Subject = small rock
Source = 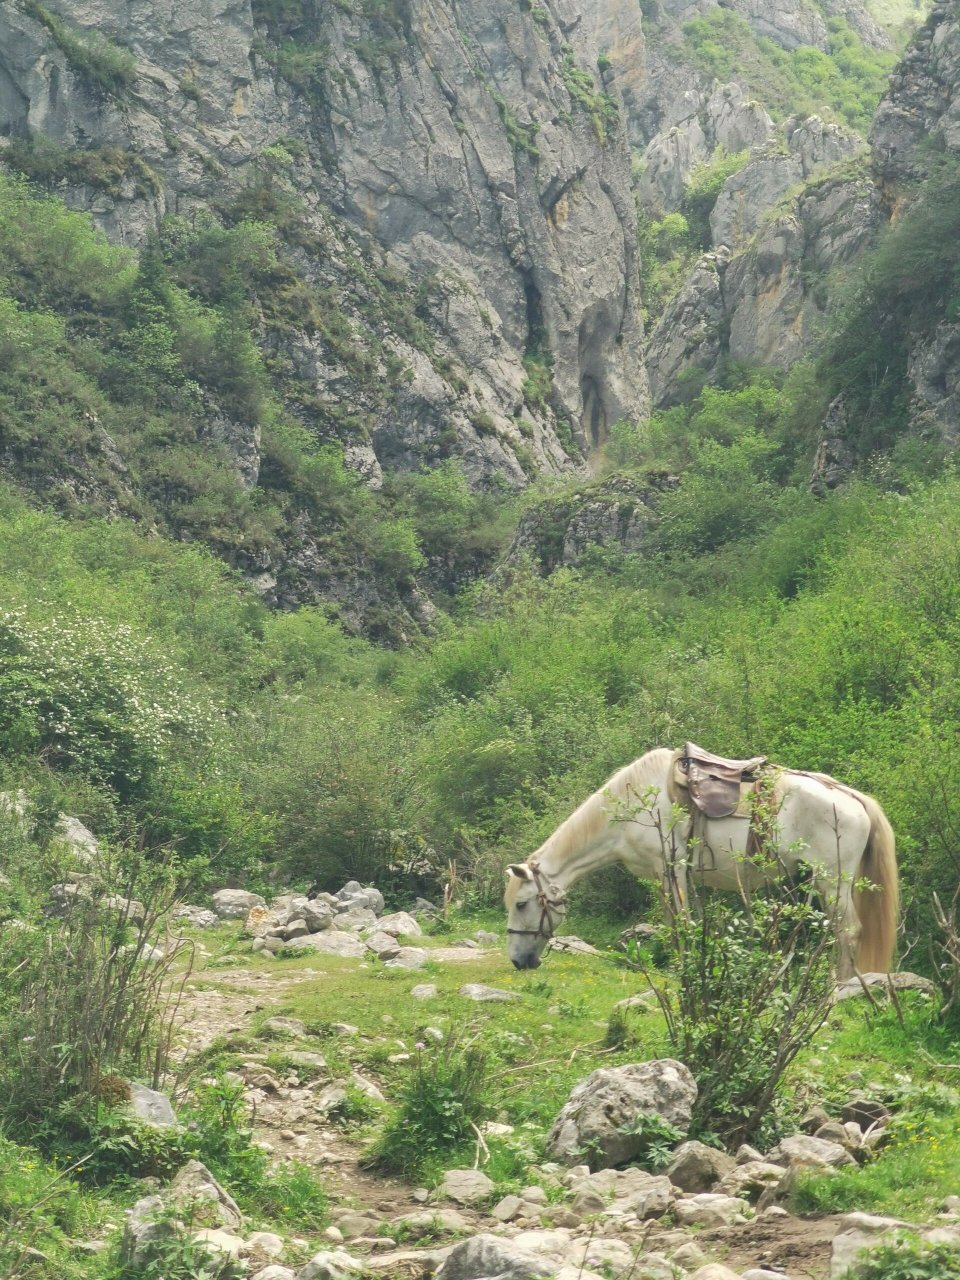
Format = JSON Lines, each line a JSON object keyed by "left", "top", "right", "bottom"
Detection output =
{"left": 436, "top": 1235, "right": 552, "bottom": 1279}
{"left": 548, "top": 936, "right": 600, "bottom": 956}
{"left": 459, "top": 984, "right": 518, "bottom": 1003}
{"left": 690, "top": 1267, "right": 745, "bottom": 1280}
{"left": 366, "top": 932, "right": 401, "bottom": 960}
{"left": 841, "top": 1098, "right": 891, "bottom": 1129}
{"left": 351, "top": 1072, "right": 385, "bottom": 1103}
{"left": 475, "top": 930, "right": 498, "bottom": 945}
{"left": 323, "top": 1227, "right": 344, "bottom": 1244}
{"left": 813, "top": 1122, "right": 849, "bottom": 1144}
{"left": 570, "top": 1188, "right": 605, "bottom": 1216}
{"left": 392, "top": 1209, "right": 469, "bottom": 1238}
{"left": 384, "top": 946, "right": 428, "bottom": 970}
{"left": 768, "top": 1134, "right": 855, "bottom": 1169}
{"left": 666, "top": 1140, "right": 735, "bottom": 1193}
{"left": 332, "top": 1023, "right": 359, "bottom": 1036}
{"left": 333, "top": 1212, "right": 381, "bottom": 1240}
{"left": 799, "top": 1104, "right": 832, "bottom": 1134}
{"left": 412, "top": 1188, "right": 431, "bottom": 1204}
{"left": 720, "top": 1162, "right": 786, "bottom": 1199}
{"left": 244, "top": 1231, "right": 285, "bottom": 1258}
{"left": 129, "top": 1083, "right": 178, "bottom": 1129}
{"left": 168, "top": 1161, "right": 242, "bottom": 1230}
{"left": 672, "top": 1241, "right": 708, "bottom": 1269}
{"left": 411, "top": 984, "right": 438, "bottom": 1000}
{"left": 193, "top": 1228, "right": 244, "bottom": 1257}
{"left": 452, "top": 939, "right": 479, "bottom": 949}
{"left": 250, "top": 1269, "right": 296, "bottom": 1280}
{"left": 493, "top": 1194, "right": 524, "bottom": 1222}
{"left": 439, "top": 1168, "right": 495, "bottom": 1205}
{"left": 297, "top": 932, "right": 366, "bottom": 959}
{"left": 172, "top": 905, "right": 219, "bottom": 929}
{"left": 521, "top": 1186, "right": 548, "bottom": 1206}
{"left": 742, "top": 1270, "right": 790, "bottom": 1280}
{"left": 261, "top": 1017, "right": 307, "bottom": 1039}
{"left": 299, "top": 1249, "right": 366, "bottom": 1280}
{"left": 674, "top": 1194, "right": 746, "bottom": 1229}
{"left": 735, "top": 1144, "right": 765, "bottom": 1165}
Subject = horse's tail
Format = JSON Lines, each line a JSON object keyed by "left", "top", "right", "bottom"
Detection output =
{"left": 852, "top": 792, "right": 900, "bottom": 973}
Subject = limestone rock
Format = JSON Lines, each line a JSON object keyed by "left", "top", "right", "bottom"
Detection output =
{"left": 459, "top": 984, "right": 518, "bottom": 1003}
{"left": 674, "top": 1194, "right": 747, "bottom": 1229}
{"left": 411, "top": 983, "right": 439, "bottom": 1000}
{"left": 439, "top": 1169, "right": 495, "bottom": 1206}
{"left": 296, "top": 931, "right": 366, "bottom": 959}
{"left": 172, "top": 905, "right": 219, "bottom": 929}
{"left": 128, "top": 1083, "right": 178, "bottom": 1129}
{"left": 690, "top": 1266, "right": 746, "bottom": 1280}
{"left": 376, "top": 911, "right": 422, "bottom": 938}
{"left": 666, "top": 1140, "right": 736, "bottom": 1193}
{"left": 767, "top": 1135, "right": 856, "bottom": 1169}
{"left": 120, "top": 1196, "right": 177, "bottom": 1269}
{"left": 168, "top": 1161, "right": 242, "bottom": 1230}
{"left": 213, "top": 889, "right": 266, "bottom": 920}
{"left": 548, "top": 1060, "right": 696, "bottom": 1169}
{"left": 719, "top": 1162, "right": 787, "bottom": 1199}
{"left": 436, "top": 1234, "right": 554, "bottom": 1280}
{"left": 383, "top": 946, "right": 428, "bottom": 970}
{"left": 299, "top": 1249, "right": 366, "bottom": 1280}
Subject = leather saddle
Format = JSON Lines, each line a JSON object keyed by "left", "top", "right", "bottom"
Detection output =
{"left": 674, "top": 741, "right": 768, "bottom": 820}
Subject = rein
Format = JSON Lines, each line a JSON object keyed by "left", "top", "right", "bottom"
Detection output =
{"left": 506, "top": 863, "right": 567, "bottom": 940}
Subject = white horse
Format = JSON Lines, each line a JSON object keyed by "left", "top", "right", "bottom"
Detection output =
{"left": 504, "top": 747, "right": 899, "bottom": 979}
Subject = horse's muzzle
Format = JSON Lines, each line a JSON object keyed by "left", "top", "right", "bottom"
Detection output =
{"left": 511, "top": 954, "right": 542, "bottom": 970}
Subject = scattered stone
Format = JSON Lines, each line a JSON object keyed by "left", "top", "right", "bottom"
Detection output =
{"left": 623, "top": 1176, "right": 674, "bottom": 1219}
{"left": 573, "top": 1237, "right": 634, "bottom": 1272}
{"left": 834, "top": 971, "right": 936, "bottom": 1002}
{"left": 548, "top": 936, "right": 600, "bottom": 956}
{"left": 120, "top": 1196, "right": 176, "bottom": 1269}
{"left": 440, "top": 1169, "right": 495, "bottom": 1206}
{"left": 569, "top": 1188, "right": 605, "bottom": 1216}
{"left": 129, "top": 1083, "right": 178, "bottom": 1129}
{"left": 297, "top": 932, "right": 366, "bottom": 958}
{"left": 412, "top": 1189, "right": 431, "bottom": 1204}
{"left": 301, "top": 900, "right": 334, "bottom": 933}
{"left": 743, "top": 1270, "right": 790, "bottom": 1280}
{"left": 54, "top": 814, "right": 100, "bottom": 861}
{"left": 365, "top": 931, "right": 401, "bottom": 960}
{"left": 493, "top": 1195, "right": 525, "bottom": 1222}
{"left": 690, "top": 1267, "right": 745, "bottom": 1280}
{"left": 829, "top": 1212, "right": 908, "bottom": 1277}
{"left": 315, "top": 1085, "right": 348, "bottom": 1114}
{"left": 411, "top": 983, "right": 439, "bottom": 1000}
{"left": 436, "top": 1235, "right": 553, "bottom": 1280}
{"left": 333, "top": 908, "right": 378, "bottom": 933}
{"left": 324, "top": 1227, "right": 344, "bottom": 1244}
{"left": 332, "top": 1211, "right": 381, "bottom": 1240}
{"left": 613, "top": 992, "right": 657, "bottom": 1012}
{"left": 666, "top": 1140, "right": 736, "bottom": 1193}
{"left": 813, "top": 1122, "right": 849, "bottom": 1144}
{"left": 285, "top": 1051, "right": 327, "bottom": 1071}
{"left": 548, "top": 1060, "right": 696, "bottom": 1169}
{"left": 172, "top": 905, "right": 218, "bottom": 929}
{"left": 799, "top": 1104, "right": 832, "bottom": 1134}
{"left": 251, "top": 1269, "right": 296, "bottom": 1280}
{"left": 384, "top": 946, "right": 428, "bottom": 970}
{"left": 168, "top": 1161, "right": 242, "bottom": 1230}
{"left": 377, "top": 911, "right": 422, "bottom": 937}
{"left": 768, "top": 1134, "right": 855, "bottom": 1169}
{"left": 841, "top": 1098, "right": 891, "bottom": 1129}
{"left": 671, "top": 1240, "right": 709, "bottom": 1269}
{"left": 332, "top": 1023, "right": 359, "bottom": 1036}
{"left": 193, "top": 1227, "right": 244, "bottom": 1257}
{"left": 944, "top": 1195, "right": 960, "bottom": 1215}
{"left": 299, "top": 1248, "right": 366, "bottom": 1280}
{"left": 720, "top": 1162, "right": 787, "bottom": 1200}
{"left": 674, "top": 1194, "right": 746, "bottom": 1229}
{"left": 452, "top": 938, "right": 479, "bottom": 949}
{"left": 392, "top": 1209, "right": 470, "bottom": 1238}
{"left": 475, "top": 930, "right": 498, "bottom": 945}
{"left": 351, "top": 1072, "right": 385, "bottom": 1103}
{"left": 213, "top": 889, "right": 265, "bottom": 919}
{"left": 244, "top": 1231, "right": 285, "bottom": 1258}
{"left": 459, "top": 984, "right": 518, "bottom": 1003}
{"left": 261, "top": 1017, "right": 307, "bottom": 1039}
{"left": 632, "top": 1253, "right": 678, "bottom": 1280}
{"left": 735, "top": 1144, "right": 765, "bottom": 1165}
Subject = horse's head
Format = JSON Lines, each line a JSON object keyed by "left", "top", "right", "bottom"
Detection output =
{"left": 504, "top": 862, "right": 567, "bottom": 969}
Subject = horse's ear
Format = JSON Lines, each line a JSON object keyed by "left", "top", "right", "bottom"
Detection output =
{"left": 506, "top": 863, "right": 534, "bottom": 881}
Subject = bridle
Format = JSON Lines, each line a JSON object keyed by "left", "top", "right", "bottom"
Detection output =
{"left": 506, "top": 863, "right": 567, "bottom": 940}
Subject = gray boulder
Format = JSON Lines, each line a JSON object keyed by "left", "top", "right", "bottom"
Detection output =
{"left": 212, "top": 889, "right": 265, "bottom": 919}
{"left": 767, "top": 1134, "right": 855, "bottom": 1169}
{"left": 129, "top": 1083, "right": 178, "bottom": 1129}
{"left": 673, "top": 1194, "right": 747, "bottom": 1228}
{"left": 120, "top": 1196, "right": 178, "bottom": 1269}
{"left": 377, "top": 911, "right": 422, "bottom": 938}
{"left": 666, "top": 1140, "right": 736, "bottom": 1193}
{"left": 168, "top": 1161, "right": 242, "bottom": 1230}
{"left": 547, "top": 1060, "right": 696, "bottom": 1169}
{"left": 459, "top": 984, "right": 518, "bottom": 1003}
{"left": 299, "top": 1249, "right": 366, "bottom": 1280}
{"left": 296, "top": 931, "right": 366, "bottom": 959}
{"left": 440, "top": 1169, "right": 495, "bottom": 1206}
{"left": 436, "top": 1235, "right": 554, "bottom": 1280}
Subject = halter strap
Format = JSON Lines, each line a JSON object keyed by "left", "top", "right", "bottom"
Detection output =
{"left": 506, "top": 863, "right": 567, "bottom": 940}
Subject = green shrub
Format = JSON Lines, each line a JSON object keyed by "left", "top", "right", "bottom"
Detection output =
{"left": 841, "top": 1236, "right": 960, "bottom": 1279}
{"left": 366, "top": 1034, "right": 492, "bottom": 1176}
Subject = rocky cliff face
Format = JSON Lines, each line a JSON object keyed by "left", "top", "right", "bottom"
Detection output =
{"left": 0, "top": 0, "right": 648, "bottom": 482}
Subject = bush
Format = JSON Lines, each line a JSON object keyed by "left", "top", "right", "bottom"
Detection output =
{"left": 0, "top": 833, "right": 188, "bottom": 1139}
{"left": 842, "top": 1236, "right": 960, "bottom": 1279}
{"left": 366, "top": 1034, "right": 491, "bottom": 1176}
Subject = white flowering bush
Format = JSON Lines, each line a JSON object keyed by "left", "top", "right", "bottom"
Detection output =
{"left": 0, "top": 608, "right": 220, "bottom": 794}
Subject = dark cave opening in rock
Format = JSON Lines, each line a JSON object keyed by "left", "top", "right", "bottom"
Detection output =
{"left": 581, "top": 374, "right": 607, "bottom": 447}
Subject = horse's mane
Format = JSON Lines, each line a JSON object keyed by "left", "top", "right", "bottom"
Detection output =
{"left": 533, "top": 747, "right": 675, "bottom": 869}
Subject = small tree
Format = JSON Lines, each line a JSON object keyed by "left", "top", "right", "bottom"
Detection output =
{"left": 618, "top": 785, "right": 837, "bottom": 1146}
